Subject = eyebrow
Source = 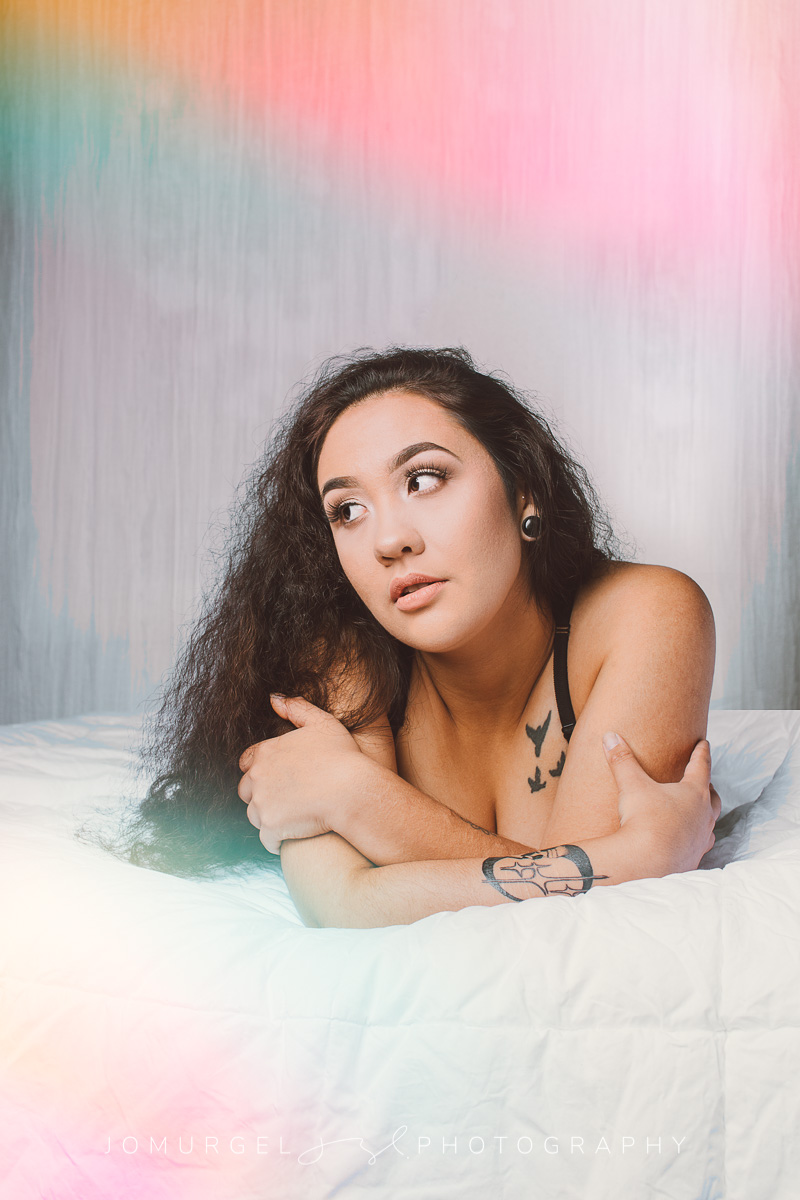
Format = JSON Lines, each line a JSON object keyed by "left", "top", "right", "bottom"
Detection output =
{"left": 320, "top": 442, "right": 460, "bottom": 499}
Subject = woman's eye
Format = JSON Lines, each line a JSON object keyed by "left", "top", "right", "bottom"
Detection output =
{"left": 338, "top": 501, "right": 366, "bottom": 524}
{"left": 407, "top": 470, "right": 445, "bottom": 494}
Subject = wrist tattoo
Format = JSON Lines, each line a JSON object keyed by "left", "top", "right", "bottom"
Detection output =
{"left": 482, "top": 844, "right": 609, "bottom": 901}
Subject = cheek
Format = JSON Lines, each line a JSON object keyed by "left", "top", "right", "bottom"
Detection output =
{"left": 459, "top": 485, "right": 519, "bottom": 564}
{"left": 331, "top": 536, "right": 376, "bottom": 601}
{"left": 331, "top": 539, "right": 360, "bottom": 583}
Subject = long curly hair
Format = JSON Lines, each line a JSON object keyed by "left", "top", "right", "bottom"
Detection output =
{"left": 81, "top": 346, "right": 624, "bottom": 878}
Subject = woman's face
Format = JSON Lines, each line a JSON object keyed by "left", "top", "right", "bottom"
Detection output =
{"left": 316, "top": 390, "right": 533, "bottom": 653}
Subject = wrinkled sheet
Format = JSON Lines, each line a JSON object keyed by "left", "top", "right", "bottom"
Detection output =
{"left": 0, "top": 710, "right": 798, "bottom": 1200}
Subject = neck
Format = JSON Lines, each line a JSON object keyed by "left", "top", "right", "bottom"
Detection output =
{"left": 412, "top": 583, "right": 555, "bottom": 738}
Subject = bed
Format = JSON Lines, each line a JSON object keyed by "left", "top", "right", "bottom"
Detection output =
{"left": 1, "top": 709, "right": 798, "bottom": 1200}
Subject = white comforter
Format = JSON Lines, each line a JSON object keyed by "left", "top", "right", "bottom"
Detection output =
{"left": 0, "top": 710, "right": 798, "bottom": 1200}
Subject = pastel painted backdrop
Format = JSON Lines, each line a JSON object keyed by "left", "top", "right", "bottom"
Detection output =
{"left": 1, "top": 0, "right": 799, "bottom": 723}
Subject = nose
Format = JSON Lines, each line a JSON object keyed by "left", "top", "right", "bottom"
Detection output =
{"left": 372, "top": 507, "right": 424, "bottom": 563}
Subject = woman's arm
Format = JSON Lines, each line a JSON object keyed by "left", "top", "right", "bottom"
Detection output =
{"left": 280, "top": 830, "right": 636, "bottom": 929}
{"left": 323, "top": 755, "right": 541, "bottom": 862}
{"left": 281, "top": 830, "right": 638, "bottom": 921}
{"left": 535, "top": 565, "right": 715, "bottom": 847}
{"left": 241, "top": 682, "right": 540, "bottom": 862}
{"left": 281, "top": 735, "right": 719, "bottom": 928}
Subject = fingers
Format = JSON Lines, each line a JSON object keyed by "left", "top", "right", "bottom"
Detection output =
{"left": 241, "top": 791, "right": 281, "bottom": 854}
{"left": 244, "top": 806, "right": 284, "bottom": 857}
{"left": 710, "top": 783, "right": 722, "bottom": 822}
{"left": 271, "top": 694, "right": 332, "bottom": 728}
{"left": 602, "top": 731, "right": 645, "bottom": 787}
{"left": 238, "top": 744, "right": 257, "bottom": 772}
{"left": 682, "top": 738, "right": 712, "bottom": 786}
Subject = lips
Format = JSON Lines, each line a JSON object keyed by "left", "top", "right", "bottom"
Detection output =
{"left": 390, "top": 573, "right": 447, "bottom": 603}
{"left": 395, "top": 580, "right": 447, "bottom": 613}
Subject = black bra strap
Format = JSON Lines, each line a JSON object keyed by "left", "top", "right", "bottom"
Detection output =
{"left": 552, "top": 593, "right": 577, "bottom": 743}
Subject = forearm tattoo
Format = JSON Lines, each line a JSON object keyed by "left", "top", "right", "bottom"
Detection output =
{"left": 482, "top": 845, "right": 609, "bottom": 900}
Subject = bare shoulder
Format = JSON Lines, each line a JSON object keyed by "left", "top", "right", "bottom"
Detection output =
{"left": 577, "top": 560, "right": 714, "bottom": 626}
{"left": 570, "top": 561, "right": 715, "bottom": 687}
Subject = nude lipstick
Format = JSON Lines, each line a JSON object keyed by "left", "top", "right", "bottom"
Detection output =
{"left": 390, "top": 573, "right": 448, "bottom": 612}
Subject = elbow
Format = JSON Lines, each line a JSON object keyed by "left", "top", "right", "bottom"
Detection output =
{"left": 292, "top": 900, "right": 324, "bottom": 929}
{"left": 303, "top": 868, "right": 377, "bottom": 929}
{"left": 314, "top": 912, "right": 371, "bottom": 930}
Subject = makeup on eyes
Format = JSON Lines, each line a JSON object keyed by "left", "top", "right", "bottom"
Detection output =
{"left": 323, "top": 460, "right": 451, "bottom": 526}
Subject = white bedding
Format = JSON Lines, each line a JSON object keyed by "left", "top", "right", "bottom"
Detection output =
{"left": 0, "top": 709, "right": 799, "bottom": 1200}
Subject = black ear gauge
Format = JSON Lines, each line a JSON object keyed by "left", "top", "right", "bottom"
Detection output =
{"left": 521, "top": 514, "right": 542, "bottom": 540}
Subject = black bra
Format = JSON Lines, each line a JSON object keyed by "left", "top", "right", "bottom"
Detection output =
{"left": 552, "top": 593, "right": 577, "bottom": 743}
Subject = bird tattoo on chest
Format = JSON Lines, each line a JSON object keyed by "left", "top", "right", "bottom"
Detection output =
{"left": 525, "top": 710, "right": 566, "bottom": 794}
{"left": 526, "top": 710, "right": 551, "bottom": 757}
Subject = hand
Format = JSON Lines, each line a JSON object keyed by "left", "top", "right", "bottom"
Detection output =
{"left": 602, "top": 731, "right": 721, "bottom": 876}
{"left": 238, "top": 694, "right": 372, "bottom": 855}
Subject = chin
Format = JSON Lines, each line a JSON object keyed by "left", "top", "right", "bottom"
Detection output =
{"left": 388, "top": 612, "right": 487, "bottom": 655}
{"left": 367, "top": 587, "right": 505, "bottom": 652}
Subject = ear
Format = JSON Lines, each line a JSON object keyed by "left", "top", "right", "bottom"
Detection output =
{"left": 516, "top": 487, "right": 538, "bottom": 521}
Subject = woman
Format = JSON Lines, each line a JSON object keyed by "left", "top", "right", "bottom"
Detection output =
{"left": 117, "top": 346, "right": 719, "bottom": 926}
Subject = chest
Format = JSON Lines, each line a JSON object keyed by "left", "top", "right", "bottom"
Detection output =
{"left": 395, "top": 677, "right": 571, "bottom": 850}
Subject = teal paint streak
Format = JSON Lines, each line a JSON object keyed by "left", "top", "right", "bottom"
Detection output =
{"left": 0, "top": 28, "right": 196, "bottom": 216}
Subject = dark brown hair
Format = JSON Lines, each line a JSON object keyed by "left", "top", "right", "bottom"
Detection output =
{"left": 80, "top": 346, "right": 622, "bottom": 878}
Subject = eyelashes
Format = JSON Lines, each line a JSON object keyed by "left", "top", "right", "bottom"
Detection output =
{"left": 402, "top": 461, "right": 449, "bottom": 493}
{"left": 324, "top": 462, "right": 450, "bottom": 526}
{"left": 323, "top": 498, "right": 362, "bottom": 525}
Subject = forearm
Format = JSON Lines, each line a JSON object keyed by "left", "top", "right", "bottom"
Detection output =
{"left": 280, "top": 831, "right": 375, "bottom": 928}
{"left": 284, "top": 823, "right": 653, "bottom": 929}
{"left": 335, "top": 759, "right": 536, "bottom": 865}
